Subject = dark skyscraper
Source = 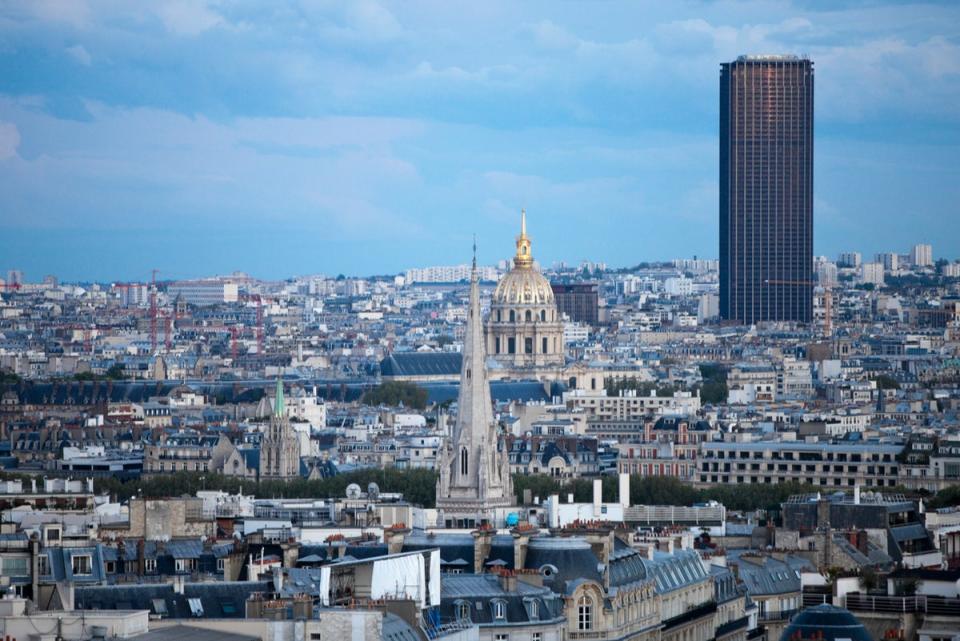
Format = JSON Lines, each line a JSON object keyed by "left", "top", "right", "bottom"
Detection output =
{"left": 720, "top": 55, "right": 814, "bottom": 324}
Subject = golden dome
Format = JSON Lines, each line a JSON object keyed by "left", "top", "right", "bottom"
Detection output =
{"left": 492, "top": 210, "right": 556, "bottom": 306}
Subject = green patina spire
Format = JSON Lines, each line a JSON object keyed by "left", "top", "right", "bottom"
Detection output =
{"left": 274, "top": 378, "right": 284, "bottom": 417}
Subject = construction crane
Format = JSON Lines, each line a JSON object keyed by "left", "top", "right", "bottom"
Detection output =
{"left": 763, "top": 278, "right": 833, "bottom": 337}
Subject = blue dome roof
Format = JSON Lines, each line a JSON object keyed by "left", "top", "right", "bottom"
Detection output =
{"left": 780, "top": 605, "right": 872, "bottom": 641}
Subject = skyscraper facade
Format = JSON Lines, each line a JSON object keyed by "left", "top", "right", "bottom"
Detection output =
{"left": 720, "top": 55, "right": 814, "bottom": 324}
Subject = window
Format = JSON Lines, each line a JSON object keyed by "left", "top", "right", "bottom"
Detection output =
{"left": 508, "top": 337, "right": 516, "bottom": 354}
{"left": 175, "top": 558, "right": 198, "bottom": 573}
{"left": 525, "top": 337, "right": 533, "bottom": 354}
{"left": 72, "top": 554, "right": 92, "bottom": 576}
{"left": 532, "top": 634, "right": 542, "bottom": 641}
{"left": 38, "top": 554, "right": 49, "bottom": 576}
{"left": 0, "top": 557, "right": 29, "bottom": 578}
{"left": 217, "top": 558, "right": 225, "bottom": 572}
{"left": 542, "top": 337, "right": 548, "bottom": 353}
{"left": 525, "top": 310, "right": 531, "bottom": 322}
{"left": 578, "top": 594, "right": 593, "bottom": 630}
{"left": 509, "top": 311, "right": 515, "bottom": 322}
{"left": 47, "top": 528, "right": 61, "bottom": 542}
{"left": 493, "top": 600, "right": 507, "bottom": 620}
{"left": 527, "top": 599, "right": 539, "bottom": 619}
{"left": 455, "top": 600, "right": 471, "bottom": 622}
{"left": 494, "top": 635, "right": 509, "bottom": 641}
{"left": 310, "top": 634, "right": 322, "bottom": 641}
{"left": 152, "top": 599, "right": 168, "bottom": 616}
{"left": 460, "top": 448, "right": 468, "bottom": 476}
{"left": 145, "top": 558, "right": 157, "bottom": 573}
{"left": 187, "top": 598, "right": 204, "bottom": 617}
{"left": 540, "top": 310, "right": 546, "bottom": 322}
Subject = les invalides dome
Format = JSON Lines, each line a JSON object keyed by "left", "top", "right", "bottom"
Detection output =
{"left": 485, "top": 211, "right": 564, "bottom": 368}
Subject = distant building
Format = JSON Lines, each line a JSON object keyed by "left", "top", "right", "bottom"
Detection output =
{"left": 876, "top": 252, "right": 899, "bottom": 272}
{"left": 860, "top": 262, "right": 885, "bottom": 286}
{"left": 697, "top": 441, "right": 903, "bottom": 489}
{"left": 166, "top": 280, "right": 239, "bottom": 306}
{"left": 911, "top": 243, "right": 933, "bottom": 267}
{"left": 405, "top": 264, "right": 498, "bottom": 283}
{"left": 838, "top": 252, "right": 862, "bottom": 268}
{"left": 551, "top": 282, "right": 599, "bottom": 325}
{"left": 720, "top": 55, "right": 814, "bottom": 324}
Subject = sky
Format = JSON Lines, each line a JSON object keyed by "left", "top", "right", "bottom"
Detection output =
{"left": 1, "top": 1, "right": 959, "bottom": 282}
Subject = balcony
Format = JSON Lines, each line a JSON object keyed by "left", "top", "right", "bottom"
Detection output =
{"left": 844, "top": 593, "right": 960, "bottom": 616}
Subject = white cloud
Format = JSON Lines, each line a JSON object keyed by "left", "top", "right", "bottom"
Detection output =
{"left": 65, "top": 44, "right": 91, "bottom": 66}
{"left": 0, "top": 122, "right": 20, "bottom": 160}
{"left": 23, "top": 0, "right": 91, "bottom": 28}
{"left": 156, "top": 1, "right": 224, "bottom": 36}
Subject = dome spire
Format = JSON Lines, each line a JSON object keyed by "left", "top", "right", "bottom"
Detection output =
{"left": 514, "top": 209, "right": 533, "bottom": 268}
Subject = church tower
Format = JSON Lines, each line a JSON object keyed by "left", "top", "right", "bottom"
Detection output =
{"left": 436, "top": 247, "right": 515, "bottom": 528}
{"left": 260, "top": 378, "right": 300, "bottom": 480}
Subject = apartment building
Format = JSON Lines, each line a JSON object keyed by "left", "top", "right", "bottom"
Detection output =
{"left": 696, "top": 441, "right": 903, "bottom": 489}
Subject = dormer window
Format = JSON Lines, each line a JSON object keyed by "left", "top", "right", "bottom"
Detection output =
{"left": 492, "top": 599, "right": 507, "bottom": 620}
{"left": 71, "top": 554, "right": 92, "bottom": 576}
{"left": 455, "top": 600, "right": 471, "bottom": 622}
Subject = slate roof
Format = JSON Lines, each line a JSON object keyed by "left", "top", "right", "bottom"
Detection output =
{"left": 727, "top": 551, "right": 808, "bottom": 596}
{"left": 638, "top": 549, "right": 709, "bottom": 595}
{"left": 439, "top": 574, "right": 562, "bottom": 626}
{"left": 75, "top": 581, "right": 271, "bottom": 618}
{"left": 380, "top": 353, "right": 462, "bottom": 378}
{"left": 128, "top": 625, "right": 259, "bottom": 641}
{"left": 523, "top": 537, "right": 603, "bottom": 594}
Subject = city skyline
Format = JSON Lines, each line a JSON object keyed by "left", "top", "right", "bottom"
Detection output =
{"left": 1, "top": 1, "right": 959, "bottom": 281}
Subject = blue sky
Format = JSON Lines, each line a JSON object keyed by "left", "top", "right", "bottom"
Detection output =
{"left": 1, "top": 1, "right": 959, "bottom": 281}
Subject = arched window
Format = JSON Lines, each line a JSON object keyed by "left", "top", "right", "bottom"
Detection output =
{"left": 509, "top": 310, "right": 515, "bottom": 322}
{"left": 460, "top": 448, "right": 468, "bottom": 476}
{"left": 492, "top": 600, "right": 507, "bottom": 620}
{"left": 525, "top": 310, "right": 532, "bottom": 322}
{"left": 496, "top": 310, "right": 501, "bottom": 322}
{"left": 455, "top": 600, "right": 471, "bottom": 622}
{"left": 577, "top": 595, "right": 593, "bottom": 630}
{"left": 540, "top": 310, "right": 546, "bottom": 321}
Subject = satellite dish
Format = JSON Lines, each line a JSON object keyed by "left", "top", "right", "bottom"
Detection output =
{"left": 367, "top": 482, "right": 380, "bottom": 501}
{"left": 346, "top": 483, "right": 362, "bottom": 499}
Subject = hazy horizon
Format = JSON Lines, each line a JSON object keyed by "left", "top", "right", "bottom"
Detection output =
{"left": 2, "top": 1, "right": 959, "bottom": 281}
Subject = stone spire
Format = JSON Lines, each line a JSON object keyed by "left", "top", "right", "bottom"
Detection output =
{"left": 274, "top": 377, "right": 285, "bottom": 417}
{"left": 436, "top": 247, "right": 515, "bottom": 527}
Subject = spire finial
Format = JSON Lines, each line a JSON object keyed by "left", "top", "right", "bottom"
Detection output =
{"left": 472, "top": 234, "right": 477, "bottom": 271}
{"left": 514, "top": 209, "right": 533, "bottom": 268}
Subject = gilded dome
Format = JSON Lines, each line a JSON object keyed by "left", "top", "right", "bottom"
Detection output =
{"left": 491, "top": 210, "right": 555, "bottom": 306}
{"left": 493, "top": 267, "right": 555, "bottom": 306}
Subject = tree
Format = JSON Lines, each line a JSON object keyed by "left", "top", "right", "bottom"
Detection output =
{"left": 105, "top": 364, "right": 126, "bottom": 380}
{"left": 697, "top": 363, "right": 728, "bottom": 404}
{"left": 871, "top": 374, "right": 900, "bottom": 390}
{"left": 361, "top": 381, "right": 429, "bottom": 410}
